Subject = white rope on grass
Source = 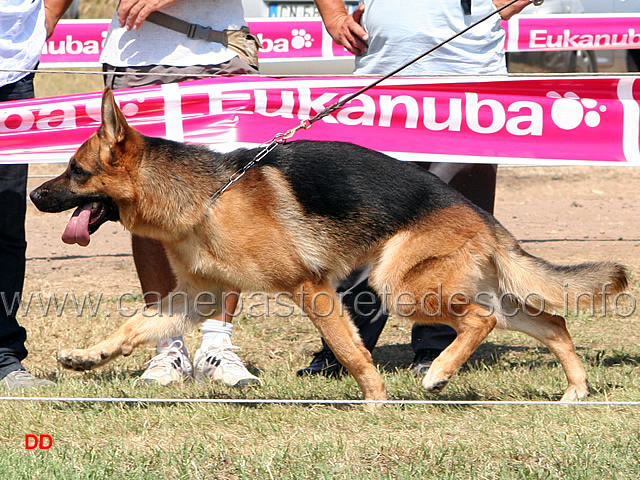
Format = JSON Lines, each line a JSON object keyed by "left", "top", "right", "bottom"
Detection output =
{"left": 1, "top": 396, "right": 639, "bottom": 406}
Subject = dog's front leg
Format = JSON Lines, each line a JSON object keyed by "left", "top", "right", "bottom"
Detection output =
{"left": 58, "top": 292, "right": 196, "bottom": 371}
{"left": 294, "top": 280, "right": 387, "bottom": 408}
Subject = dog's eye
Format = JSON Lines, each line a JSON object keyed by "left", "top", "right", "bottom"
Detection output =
{"left": 69, "top": 160, "right": 89, "bottom": 178}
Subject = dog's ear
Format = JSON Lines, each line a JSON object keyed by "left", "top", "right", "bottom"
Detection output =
{"left": 98, "top": 87, "right": 129, "bottom": 145}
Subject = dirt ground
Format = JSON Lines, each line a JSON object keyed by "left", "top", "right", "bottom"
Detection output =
{"left": 23, "top": 164, "right": 640, "bottom": 301}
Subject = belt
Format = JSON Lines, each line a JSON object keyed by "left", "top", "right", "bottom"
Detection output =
{"left": 146, "top": 11, "right": 249, "bottom": 46}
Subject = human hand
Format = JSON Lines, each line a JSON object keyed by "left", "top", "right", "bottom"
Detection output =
{"left": 494, "top": 0, "right": 535, "bottom": 20}
{"left": 324, "top": 4, "right": 368, "bottom": 55}
{"left": 117, "top": 0, "right": 179, "bottom": 30}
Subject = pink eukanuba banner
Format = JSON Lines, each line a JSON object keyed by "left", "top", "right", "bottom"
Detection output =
{"left": 1, "top": 76, "right": 638, "bottom": 166}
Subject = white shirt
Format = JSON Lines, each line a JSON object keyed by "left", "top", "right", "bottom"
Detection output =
{"left": 355, "top": 0, "right": 507, "bottom": 75}
{"left": 99, "top": 0, "right": 247, "bottom": 67}
{"left": 0, "top": 0, "right": 46, "bottom": 87}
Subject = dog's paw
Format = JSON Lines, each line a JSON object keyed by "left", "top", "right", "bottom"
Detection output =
{"left": 560, "top": 383, "right": 590, "bottom": 402}
{"left": 57, "top": 348, "right": 111, "bottom": 371}
{"left": 422, "top": 378, "right": 449, "bottom": 394}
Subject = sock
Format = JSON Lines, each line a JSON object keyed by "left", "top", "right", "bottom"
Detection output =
{"left": 200, "top": 319, "right": 233, "bottom": 351}
{"left": 157, "top": 336, "right": 187, "bottom": 355}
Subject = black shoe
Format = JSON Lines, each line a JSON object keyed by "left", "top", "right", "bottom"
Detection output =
{"left": 297, "top": 349, "right": 346, "bottom": 378}
{"left": 410, "top": 348, "right": 443, "bottom": 377}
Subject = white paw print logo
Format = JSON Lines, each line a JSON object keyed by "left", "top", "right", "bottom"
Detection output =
{"left": 84, "top": 97, "right": 143, "bottom": 122}
{"left": 291, "top": 29, "right": 313, "bottom": 49}
{"left": 548, "top": 91, "right": 605, "bottom": 130}
{"left": 120, "top": 98, "right": 145, "bottom": 117}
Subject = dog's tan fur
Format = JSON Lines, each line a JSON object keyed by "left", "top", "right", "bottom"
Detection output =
{"left": 31, "top": 89, "right": 628, "bottom": 403}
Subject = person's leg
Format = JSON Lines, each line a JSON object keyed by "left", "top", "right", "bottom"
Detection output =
{"left": 103, "top": 66, "right": 192, "bottom": 385}
{"left": 0, "top": 74, "right": 54, "bottom": 390}
{"left": 410, "top": 162, "right": 497, "bottom": 374}
{"left": 132, "top": 236, "right": 176, "bottom": 305}
{"left": 427, "top": 162, "right": 497, "bottom": 214}
{"left": 0, "top": 163, "right": 29, "bottom": 378}
{"left": 139, "top": 288, "right": 259, "bottom": 387}
{"left": 103, "top": 61, "right": 259, "bottom": 385}
{"left": 104, "top": 59, "right": 259, "bottom": 306}
{"left": 297, "top": 266, "right": 389, "bottom": 377}
{"left": 104, "top": 61, "right": 258, "bottom": 315}
{"left": 338, "top": 268, "right": 389, "bottom": 353}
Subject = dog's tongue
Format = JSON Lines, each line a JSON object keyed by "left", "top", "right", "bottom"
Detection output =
{"left": 62, "top": 205, "right": 92, "bottom": 246}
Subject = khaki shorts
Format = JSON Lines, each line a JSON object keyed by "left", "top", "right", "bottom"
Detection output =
{"left": 226, "top": 29, "right": 261, "bottom": 69}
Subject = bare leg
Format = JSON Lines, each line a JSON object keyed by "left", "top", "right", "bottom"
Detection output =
{"left": 133, "top": 236, "right": 240, "bottom": 322}
{"left": 132, "top": 235, "right": 176, "bottom": 306}
{"left": 221, "top": 290, "right": 240, "bottom": 323}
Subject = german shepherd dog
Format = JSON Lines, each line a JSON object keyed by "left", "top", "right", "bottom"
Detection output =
{"left": 31, "top": 89, "right": 627, "bottom": 403}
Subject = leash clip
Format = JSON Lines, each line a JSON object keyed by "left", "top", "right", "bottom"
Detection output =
{"left": 273, "top": 119, "right": 312, "bottom": 144}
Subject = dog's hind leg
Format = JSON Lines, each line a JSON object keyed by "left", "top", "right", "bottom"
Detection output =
{"left": 371, "top": 230, "right": 499, "bottom": 394}
{"left": 294, "top": 280, "right": 387, "bottom": 406}
{"left": 57, "top": 289, "right": 203, "bottom": 371}
{"left": 417, "top": 306, "right": 497, "bottom": 394}
{"left": 499, "top": 310, "right": 590, "bottom": 401}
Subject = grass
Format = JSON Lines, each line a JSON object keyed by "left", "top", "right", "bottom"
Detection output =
{"left": 2, "top": 402, "right": 639, "bottom": 479}
{"left": 3, "top": 282, "right": 640, "bottom": 479}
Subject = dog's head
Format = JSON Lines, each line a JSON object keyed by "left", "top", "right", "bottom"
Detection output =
{"left": 30, "top": 88, "right": 143, "bottom": 246}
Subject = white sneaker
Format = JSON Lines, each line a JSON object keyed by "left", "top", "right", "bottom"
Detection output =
{"left": 193, "top": 345, "right": 262, "bottom": 387}
{"left": 0, "top": 370, "right": 55, "bottom": 391}
{"left": 139, "top": 341, "right": 193, "bottom": 386}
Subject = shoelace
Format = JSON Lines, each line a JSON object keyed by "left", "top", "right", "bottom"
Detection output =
{"left": 202, "top": 345, "right": 246, "bottom": 370}
{"left": 144, "top": 340, "right": 188, "bottom": 372}
{"left": 9, "top": 370, "right": 37, "bottom": 381}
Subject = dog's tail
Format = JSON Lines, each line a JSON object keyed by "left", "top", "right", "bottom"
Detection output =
{"left": 491, "top": 225, "right": 628, "bottom": 312}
